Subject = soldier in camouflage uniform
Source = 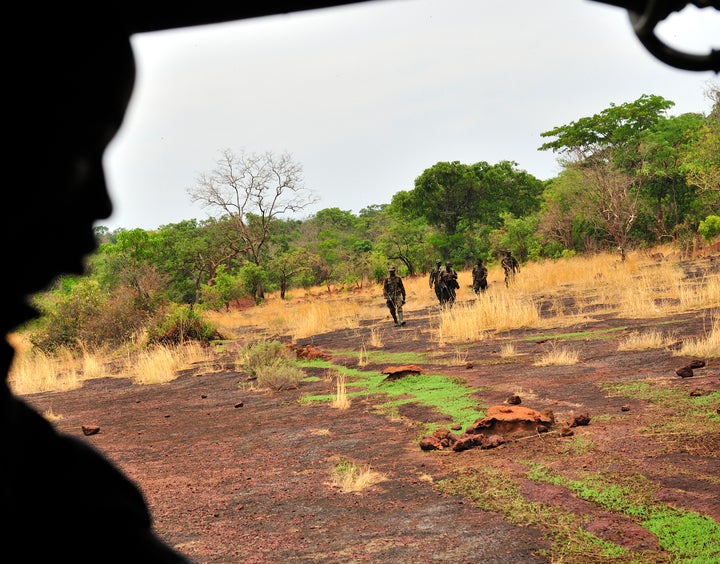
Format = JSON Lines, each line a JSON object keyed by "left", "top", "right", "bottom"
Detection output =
{"left": 429, "top": 259, "right": 443, "bottom": 304}
{"left": 439, "top": 260, "right": 459, "bottom": 307}
{"left": 471, "top": 258, "right": 488, "bottom": 294}
{"left": 383, "top": 266, "right": 407, "bottom": 326}
{"left": 501, "top": 250, "right": 520, "bottom": 287}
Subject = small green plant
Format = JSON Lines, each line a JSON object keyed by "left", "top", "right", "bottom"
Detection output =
{"left": 563, "top": 433, "right": 594, "bottom": 456}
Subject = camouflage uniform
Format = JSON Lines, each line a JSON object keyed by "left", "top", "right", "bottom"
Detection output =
{"left": 471, "top": 259, "right": 488, "bottom": 294}
{"left": 383, "top": 267, "right": 407, "bottom": 326}
{"left": 501, "top": 251, "right": 520, "bottom": 287}
{"left": 429, "top": 259, "right": 443, "bottom": 303}
{"left": 438, "top": 261, "right": 459, "bottom": 307}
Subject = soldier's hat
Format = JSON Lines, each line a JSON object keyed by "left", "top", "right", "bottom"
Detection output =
{"left": 389, "top": 266, "right": 396, "bottom": 272}
{"left": 436, "top": 259, "right": 441, "bottom": 264}
{"left": 445, "top": 260, "right": 452, "bottom": 266}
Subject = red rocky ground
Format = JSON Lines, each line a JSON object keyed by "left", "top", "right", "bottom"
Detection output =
{"left": 24, "top": 259, "right": 720, "bottom": 563}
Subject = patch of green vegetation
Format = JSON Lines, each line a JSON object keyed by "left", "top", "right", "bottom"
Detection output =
{"left": 437, "top": 467, "right": 632, "bottom": 562}
{"left": 518, "top": 326, "right": 627, "bottom": 342}
{"left": 527, "top": 465, "right": 720, "bottom": 562}
{"left": 331, "top": 349, "right": 432, "bottom": 364}
{"left": 298, "top": 359, "right": 485, "bottom": 430}
{"left": 602, "top": 381, "right": 720, "bottom": 435}
{"left": 562, "top": 433, "right": 594, "bottom": 456}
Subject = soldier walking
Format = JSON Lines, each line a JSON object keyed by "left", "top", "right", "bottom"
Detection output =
{"left": 439, "top": 260, "right": 459, "bottom": 307}
{"left": 429, "top": 259, "right": 443, "bottom": 304}
{"left": 501, "top": 250, "right": 520, "bottom": 287}
{"left": 383, "top": 266, "right": 407, "bottom": 326}
{"left": 472, "top": 258, "right": 488, "bottom": 294}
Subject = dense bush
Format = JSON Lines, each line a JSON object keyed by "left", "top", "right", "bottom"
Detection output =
{"left": 146, "top": 304, "right": 218, "bottom": 346}
{"left": 28, "top": 278, "right": 147, "bottom": 352}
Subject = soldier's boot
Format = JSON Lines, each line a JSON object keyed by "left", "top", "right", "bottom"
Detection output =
{"left": 398, "top": 310, "right": 405, "bottom": 326}
{"left": 390, "top": 310, "right": 399, "bottom": 326}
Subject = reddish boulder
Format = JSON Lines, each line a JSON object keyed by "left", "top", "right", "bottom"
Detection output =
{"left": 465, "top": 405, "right": 554, "bottom": 438}
{"left": 381, "top": 365, "right": 424, "bottom": 381}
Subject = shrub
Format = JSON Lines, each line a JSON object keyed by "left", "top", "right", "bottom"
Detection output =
{"left": 698, "top": 215, "right": 720, "bottom": 243}
{"left": 237, "top": 339, "right": 308, "bottom": 390}
{"left": 254, "top": 363, "right": 305, "bottom": 390}
{"left": 238, "top": 339, "right": 295, "bottom": 380}
{"left": 146, "top": 304, "right": 217, "bottom": 346}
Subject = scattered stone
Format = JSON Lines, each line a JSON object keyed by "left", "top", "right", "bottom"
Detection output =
{"left": 689, "top": 389, "right": 709, "bottom": 397}
{"left": 234, "top": 402, "right": 244, "bottom": 408}
{"left": 621, "top": 405, "right": 630, "bottom": 412}
{"left": 452, "top": 433, "right": 505, "bottom": 452}
{"left": 688, "top": 359, "right": 706, "bottom": 369}
{"left": 419, "top": 427, "right": 461, "bottom": 451}
{"left": 506, "top": 394, "right": 521, "bottom": 405}
{"left": 201, "top": 394, "right": 207, "bottom": 399}
{"left": 676, "top": 366, "right": 694, "bottom": 378}
{"left": 290, "top": 344, "right": 331, "bottom": 360}
{"left": 568, "top": 413, "right": 590, "bottom": 427}
{"left": 559, "top": 425, "right": 574, "bottom": 437}
{"left": 419, "top": 427, "right": 506, "bottom": 452}
{"left": 450, "top": 424, "right": 462, "bottom": 431}
{"left": 465, "top": 361, "right": 474, "bottom": 369}
{"left": 82, "top": 425, "right": 100, "bottom": 436}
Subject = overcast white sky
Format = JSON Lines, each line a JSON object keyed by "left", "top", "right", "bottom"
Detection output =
{"left": 103, "top": 0, "right": 719, "bottom": 231}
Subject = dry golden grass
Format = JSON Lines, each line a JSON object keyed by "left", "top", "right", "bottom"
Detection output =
{"left": 8, "top": 335, "right": 85, "bottom": 395}
{"left": 618, "top": 329, "right": 677, "bottom": 351}
{"left": 331, "top": 372, "right": 351, "bottom": 410}
{"left": 500, "top": 343, "right": 518, "bottom": 358}
{"left": 126, "top": 341, "right": 217, "bottom": 385}
{"left": 369, "top": 328, "right": 384, "bottom": 348}
{"left": 42, "top": 407, "right": 63, "bottom": 422}
{"left": 330, "top": 458, "right": 387, "bottom": 493}
{"left": 357, "top": 345, "right": 369, "bottom": 367}
{"left": 9, "top": 246, "right": 719, "bottom": 394}
{"left": 533, "top": 341, "right": 581, "bottom": 366}
{"left": 10, "top": 339, "right": 217, "bottom": 393}
{"left": 675, "top": 315, "right": 720, "bottom": 358}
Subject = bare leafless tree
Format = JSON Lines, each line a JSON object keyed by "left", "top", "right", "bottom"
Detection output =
{"left": 579, "top": 162, "right": 638, "bottom": 257}
{"left": 187, "top": 149, "right": 318, "bottom": 267}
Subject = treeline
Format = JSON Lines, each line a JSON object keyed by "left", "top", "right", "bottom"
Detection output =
{"left": 25, "top": 91, "right": 719, "bottom": 352}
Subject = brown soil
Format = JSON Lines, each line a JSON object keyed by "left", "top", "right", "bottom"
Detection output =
{"left": 24, "top": 260, "right": 720, "bottom": 563}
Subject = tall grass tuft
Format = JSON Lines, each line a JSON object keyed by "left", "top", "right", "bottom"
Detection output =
{"left": 330, "top": 457, "right": 386, "bottom": 493}
{"left": 534, "top": 342, "right": 580, "bottom": 366}
{"left": 617, "top": 330, "right": 676, "bottom": 351}
{"left": 676, "top": 315, "right": 720, "bottom": 358}
{"left": 331, "top": 372, "right": 351, "bottom": 410}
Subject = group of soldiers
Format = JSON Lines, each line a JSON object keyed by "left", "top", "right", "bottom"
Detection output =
{"left": 383, "top": 250, "right": 521, "bottom": 326}
{"left": 429, "top": 260, "right": 461, "bottom": 307}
